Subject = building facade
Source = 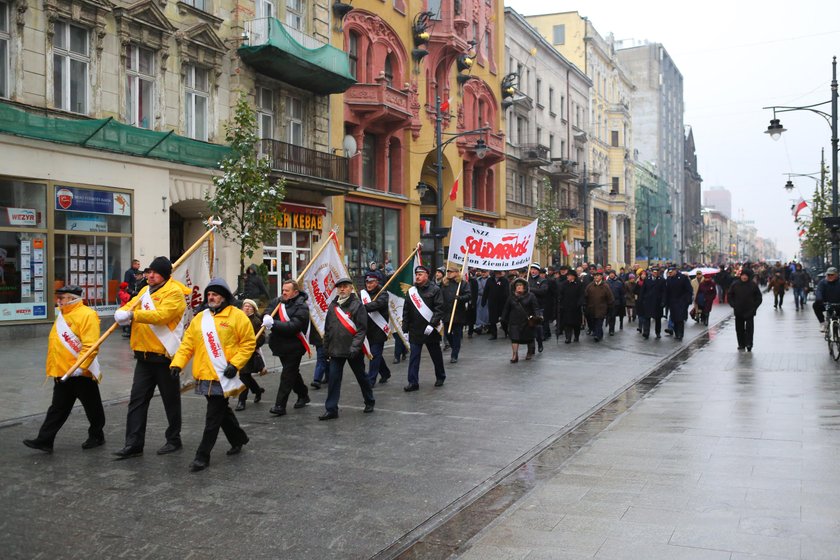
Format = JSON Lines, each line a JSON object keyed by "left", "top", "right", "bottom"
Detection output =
{"left": 683, "top": 125, "right": 702, "bottom": 263}
{"left": 634, "top": 161, "right": 671, "bottom": 263}
{"left": 615, "top": 41, "right": 684, "bottom": 260}
{"left": 503, "top": 7, "right": 589, "bottom": 267}
{"left": 524, "top": 11, "right": 636, "bottom": 268}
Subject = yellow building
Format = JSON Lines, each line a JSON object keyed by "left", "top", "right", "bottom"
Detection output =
{"left": 330, "top": 0, "right": 507, "bottom": 274}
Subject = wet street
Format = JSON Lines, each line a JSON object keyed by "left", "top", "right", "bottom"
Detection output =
{"left": 2, "top": 301, "right": 838, "bottom": 559}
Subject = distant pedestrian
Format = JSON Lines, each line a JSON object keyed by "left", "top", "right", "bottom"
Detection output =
{"left": 264, "top": 280, "right": 311, "bottom": 417}
{"left": 402, "top": 265, "right": 446, "bottom": 391}
{"left": 663, "top": 268, "right": 692, "bottom": 341}
{"left": 584, "top": 271, "right": 613, "bottom": 342}
{"left": 482, "top": 270, "right": 509, "bottom": 339}
{"left": 441, "top": 265, "right": 471, "bottom": 363}
{"left": 790, "top": 263, "right": 811, "bottom": 311}
{"left": 639, "top": 267, "right": 665, "bottom": 339}
{"left": 766, "top": 272, "right": 788, "bottom": 309}
{"left": 696, "top": 276, "right": 716, "bottom": 326}
{"left": 728, "top": 269, "right": 763, "bottom": 351}
{"left": 123, "top": 259, "right": 141, "bottom": 293}
{"left": 23, "top": 285, "right": 105, "bottom": 454}
{"left": 360, "top": 273, "right": 391, "bottom": 386}
{"left": 557, "top": 270, "right": 584, "bottom": 343}
{"left": 501, "top": 278, "right": 540, "bottom": 362}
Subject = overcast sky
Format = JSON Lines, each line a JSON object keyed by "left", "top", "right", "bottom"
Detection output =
{"left": 505, "top": 0, "right": 840, "bottom": 260}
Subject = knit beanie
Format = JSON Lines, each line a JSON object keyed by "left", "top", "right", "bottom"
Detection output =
{"left": 148, "top": 256, "right": 172, "bottom": 280}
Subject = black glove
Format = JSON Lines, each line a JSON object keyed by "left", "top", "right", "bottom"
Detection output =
{"left": 170, "top": 367, "right": 182, "bottom": 379}
{"left": 223, "top": 363, "right": 237, "bottom": 379}
{"left": 349, "top": 349, "right": 360, "bottom": 360}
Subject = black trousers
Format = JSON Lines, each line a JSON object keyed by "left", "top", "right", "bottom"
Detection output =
{"left": 124, "top": 358, "right": 181, "bottom": 450}
{"left": 33, "top": 377, "right": 105, "bottom": 446}
{"left": 195, "top": 395, "right": 248, "bottom": 462}
{"left": 563, "top": 325, "right": 581, "bottom": 341}
{"left": 734, "top": 314, "right": 755, "bottom": 348}
{"left": 274, "top": 353, "right": 308, "bottom": 409}
{"left": 238, "top": 369, "right": 262, "bottom": 403}
{"left": 325, "top": 355, "right": 375, "bottom": 414}
{"left": 673, "top": 320, "right": 685, "bottom": 339}
{"left": 641, "top": 314, "right": 662, "bottom": 337}
{"left": 774, "top": 292, "right": 785, "bottom": 307}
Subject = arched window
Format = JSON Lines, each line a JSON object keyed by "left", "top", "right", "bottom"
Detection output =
{"left": 384, "top": 54, "right": 394, "bottom": 87}
{"left": 348, "top": 32, "right": 359, "bottom": 79}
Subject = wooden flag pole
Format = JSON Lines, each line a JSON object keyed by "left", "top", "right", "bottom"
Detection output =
{"left": 60, "top": 220, "right": 220, "bottom": 381}
{"left": 374, "top": 243, "right": 422, "bottom": 301}
{"left": 447, "top": 247, "right": 471, "bottom": 334}
{"left": 255, "top": 229, "right": 338, "bottom": 340}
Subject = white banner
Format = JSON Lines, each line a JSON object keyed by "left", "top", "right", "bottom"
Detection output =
{"left": 172, "top": 238, "right": 212, "bottom": 320}
{"left": 447, "top": 217, "right": 538, "bottom": 270}
{"left": 302, "top": 236, "right": 350, "bottom": 337}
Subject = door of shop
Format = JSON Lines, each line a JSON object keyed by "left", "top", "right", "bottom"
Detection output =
{"left": 263, "top": 230, "right": 313, "bottom": 298}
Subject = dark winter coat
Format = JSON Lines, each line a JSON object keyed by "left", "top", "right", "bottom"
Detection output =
{"left": 442, "top": 278, "right": 471, "bottom": 325}
{"left": 606, "top": 277, "right": 626, "bottom": 308}
{"left": 766, "top": 275, "right": 788, "bottom": 295}
{"left": 664, "top": 273, "right": 693, "bottom": 322}
{"left": 324, "top": 293, "right": 367, "bottom": 358}
{"left": 728, "top": 278, "right": 763, "bottom": 318}
{"left": 501, "top": 287, "right": 540, "bottom": 343}
{"left": 624, "top": 280, "right": 638, "bottom": 307}
{"left": 584, "top": 281, "right": 614, "bottom": 319}
{"left": 241, "top": 312, "right": 266, "bottom": 374}
{"left": 243, "top": 264, "right": 270, "bottom": 302}
{"left": 482, "top": 274, "right": 509, "bottom": 324}
{"left": 361, "top": 285, "right": 390, "bottom": 345}
{"left": 266, "top": 291, "right": 310, "bottom": 357}
{"left": 556, "top": 279, "right": 584, "bottom": 327}
{"left": 402, "top": 280, "right": 444, "bottom": 342}
{"left": 543, "top": 276, "right": 557, "bottom": 321}
{"left": 815, "top": 278, "right": 840, "bottom": 303}
{"left": 790, "top": 270, "right": 811, "bottom": 290}
{"left": 528, "top": 274, "right": 549, "bottom": 310}
{"left": 696, "top": 279, "right": 717, "bottom": 314}
{"left": 467, "top": 276, "right": 479, "bottom": 325}
{"left": 639, "top": 275, "right": 666, "bottom": 317}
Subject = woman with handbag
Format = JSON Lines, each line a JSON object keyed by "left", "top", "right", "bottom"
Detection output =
{"left": 500, "top": 278, "right": 540, "bottom": 363}
{"left": 235, "top": 299, "right": 267, "bottom": 411}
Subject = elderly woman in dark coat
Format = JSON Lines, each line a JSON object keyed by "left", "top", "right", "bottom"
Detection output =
{"left": 557, "top": 270, "right": 585, "bottom": 343}
{"left": 500, "top": 278, "right": 540, "bottom": 362}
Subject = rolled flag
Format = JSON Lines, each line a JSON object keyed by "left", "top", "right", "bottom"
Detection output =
{"left": 560, "top": 239, "right": 570, "bottom": 257}
{"left": 449, "top": 171, "right": 462, "bottom": 201}
{"left": 793, "top": 198, "right": 808, "bottom": 219}
{"left": 652, "top": 224, "right": 659, "bottom": 237}
{"left": 440, "top": 97, "right": 451, "bottom": 114}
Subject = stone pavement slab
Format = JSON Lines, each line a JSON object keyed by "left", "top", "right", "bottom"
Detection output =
{"left": 456, "top": 302, "right": 840, "bottom": 559}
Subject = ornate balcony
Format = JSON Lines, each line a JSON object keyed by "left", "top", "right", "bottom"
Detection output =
{"left": 544, "top": 159, "right": 579, "bottom": 180}
{"left": 258, "top": 139, "right": 355, "bottom": 195}
{"left": 344, "top": 81, "right": 412, "bottom": 125}
{"left": 519, "top": 143, "right": 550, "bottom": 166}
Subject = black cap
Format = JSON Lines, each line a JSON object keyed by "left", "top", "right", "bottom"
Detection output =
{"left": 364, "top": 274, "right": 380, "bottom": 283}
{"left": 335, "top": 277, "right": 353, "bottom": 286}
{"left": 56, "top": 285, "right": 83, "bottom": 296}
{"left": 566, "top": 269, "right": 577, "bottom": 278}
{"left": 415, "top": 265, "right": 430, "bottom": 275}
{"left": 148, "top": 256, "right": 172, "bottom": 280}
{"left": 204, "top": 277, "right": 233, "bottom": 301}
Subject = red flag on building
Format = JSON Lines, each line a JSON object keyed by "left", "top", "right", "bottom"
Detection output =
{"left": 793, "top": 198, "right": 808, "bottom": 219}
{"left": 420, "top": 219, "right": 431, "bottom": 235}
{"left": 560, "top": 239, "right": 570, "bottom": 257}
{"left": 440, "top": 97, "right": 451, "bottom": 114}
{"left": 449, "top": 171, "right": 462, "bottom": 201}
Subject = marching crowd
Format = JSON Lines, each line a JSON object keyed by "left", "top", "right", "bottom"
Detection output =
{"left": 23, "top": 253, "right": 836, "bottom": 473}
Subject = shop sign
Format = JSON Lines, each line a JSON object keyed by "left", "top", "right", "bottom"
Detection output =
{"left": 55, "top": 186, "right": 131, "bottom": 216}
{"left": 6, "top": 208, "right": 37, "bottom": 226}
{"left": 65, "top": 212, "right": 107, "bottom": 232}
{"left": 277, "top": 203, "right": 326, "bottom": 231}
{"left": 92, "top": 304, "right": 119, "bottom": 317}
{"left": 0, "top": 303, "right": 48, "bottom": 322}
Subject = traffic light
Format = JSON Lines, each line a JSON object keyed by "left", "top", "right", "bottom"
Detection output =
{"left": 412, "top": 12, "right": 434, "bottom": 63}
{"left": 501, "top": 73, "right": 517, "bottom": 109}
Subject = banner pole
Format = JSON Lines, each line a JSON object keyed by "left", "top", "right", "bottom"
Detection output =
{"left": 447, "top": 247, "right": 471, "bottom": 334}
{"left": 60, "top": 221, "right": 220, "bottom": 381}
{"left": 374, "top": 244, "right": 420, "bottom": 301}
{"left": 255, "top": 229, "right": 338, "bottom": 340}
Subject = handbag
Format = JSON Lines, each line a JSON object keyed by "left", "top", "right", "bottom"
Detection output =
{"left": 527, "top": 315, "right": 544, "bottom": 327}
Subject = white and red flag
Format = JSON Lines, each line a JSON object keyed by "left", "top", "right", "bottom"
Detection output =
{"left": 449, "top": 171, "right": 462, "bottom": 201}
{"left": 447, "top": 217, "right": 538, "bottom": 270}
{"left": 793, "top": 198, "right": 808, "bottom": 219}
{"left": 301, "top": 231, "right": 350, "bottom": 337}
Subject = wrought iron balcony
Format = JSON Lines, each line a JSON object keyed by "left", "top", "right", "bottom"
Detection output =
{"left": 544, "top": 158, "right": 579, "bottom": 179}
{"left": 259, "top": 139, "right": 354, "bottom": 195}
{"left": 519, "top": 143, "right": 550, "bottom": 166}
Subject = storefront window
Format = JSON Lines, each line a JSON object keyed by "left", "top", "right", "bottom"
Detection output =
{"left": 0, "top": 179, "right": 47, "bottom": 228}
{"left": 345, "top": 202, "right": 400, "bottom": 280}
{"left": 53, "top": 185, "right": 132, "bottom": 315}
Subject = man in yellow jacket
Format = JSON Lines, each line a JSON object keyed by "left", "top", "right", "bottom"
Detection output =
{"left": 23, "top": 285, "right": 105, "bottom": 453}
{"left": 170, "top": 277, "right": 254, "bottom": 472}
{"left": 113, "top": 256, "right": 188, "bottom": 459}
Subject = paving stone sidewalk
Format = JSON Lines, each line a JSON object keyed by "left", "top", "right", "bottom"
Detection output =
{"left": 458, "top": 303, "right": 840, "bottom": 560}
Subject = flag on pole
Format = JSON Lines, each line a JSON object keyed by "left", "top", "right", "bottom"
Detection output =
{"left": 440, "top": 97, "right": 451, "bottom": 114}
{"left": 301, "top": 232, "right": 351, "bottom": 337}
{"left": 652, "top": 224, "right": 659, "bottom": 237}
{"left": 387, "top": 245, "right": 422, "bottom": 346}
{"left": 449, "top": 171, "right": 462, "bottom": 201}
{"left": 793, "top": 198, "right": 808, "bottom": 219}
{"left": 172, "top": 234, "right": 212, "bottom": 321}
{"left": 560, "top": 239, "right": 570, "bottom": 257}
{"left": 420, "top": 219, "right": 431, "bottom": 235}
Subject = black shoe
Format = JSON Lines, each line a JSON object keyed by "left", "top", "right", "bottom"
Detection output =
{"left": 318, "top": 411, "right": 339, "bottom": 421}
{"left": 574, "top": 337, "right": 579, "bottom": 342}
{"left": 537, "top": 342, "right": 543, "bottom": 352}
{"left": 269, "top": 406, "right": 287, "bottom": 416}
{"left": 254, "top": 387, "right": 265, "bottom": 403}
{"left": 655, "top": 334, "right": 661, "bottom": 339}
{"left": 363, "top": 403, "right": 375, "bottom": 413}
{"left": 392, "top": 357, "right": 402, "bottom": 364}
{"left": 450, "top": 357, "right": 458, "bottom": 363}
{"left": 594, "top": 337, "right": 601, "bottom": 342}
{"left": 609, "top": 331, "right": 614, "bottom": 336}
{"left": 23, "top": 439, "right": 53, "bottom": 454}
{"left": 226, "top": 437, "right": 248, "bottom": 456}
{"left": 404, "top": 384, "right": 419, "bottom": 392}
{"left": 379, "top": 376, "right": 390, "bottom": 384}
{"left": 434, "top": 379, "right": 445, "bottom": 387}
{"left": 235, "top": 400, "right": 246, "bottom": 411}
{"left": 747, "top": 346, "right": 752, "bottom": 352}
{"left": 665, "top": 328, "right": 674, "bottom": 335}
{"left": 565, "top": 339, "right": 571, "bottom": 344}
{"left": 189, "top": 459, "right": 208, "bottom": 472}
{"left": 157, "top": 442, "right": 182, "bottom": 455}
{"left": 293, "top": 396, "right": 311, "bottom": 409}
{"left": 81, "top": 437, "right": 105, "bottom": 450}
{"left": 643, "top": 334, "right": 649, "bottom": 339}
{"left": 113, "top": 446, "right": 143, "bottom": 459}
{"left": 737, "top": 346, "right": 745, "bottom": 351}
{"left": 488, "top": 335, "right": 497, "bottom": 340}
{"left": 310, "top": 381, "right": 322, "bottom": 390}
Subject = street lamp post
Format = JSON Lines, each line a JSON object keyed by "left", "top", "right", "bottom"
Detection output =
{"left": 419, "top": 94, "right": 489, "bottom": 269}
{"left": 764, "top": 56, "right": 839, "bottom": 267}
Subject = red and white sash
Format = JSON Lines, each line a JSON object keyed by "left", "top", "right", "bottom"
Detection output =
{"left": 334, "top": 305, "right": 372, "bottom": 359}
{"left": 278, "top": 303, "right": 312, "bottom": 356}
{"left": 408, "top": 286, "right": 444, "bottom": 335}
{"left": 56, "top": 310, "right": 102, "bottom": 381}
{"left": 360, "top": 289, "right": 391, "bottom": 336}
{"left": 200, "top": 310, "right": 244, "bottom": 397}
{"left": 140, "top": 289, "right": 184, "bottom": 357}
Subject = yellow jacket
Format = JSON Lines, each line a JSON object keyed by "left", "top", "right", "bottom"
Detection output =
{"left": 121, "top": 278, "right": 188, "bottom": 356}
{"left": 47, "top": 300, "right": 100, "bottom": 378}
{"left": 170, "top": 304, "right": 256, "bottom": 381}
